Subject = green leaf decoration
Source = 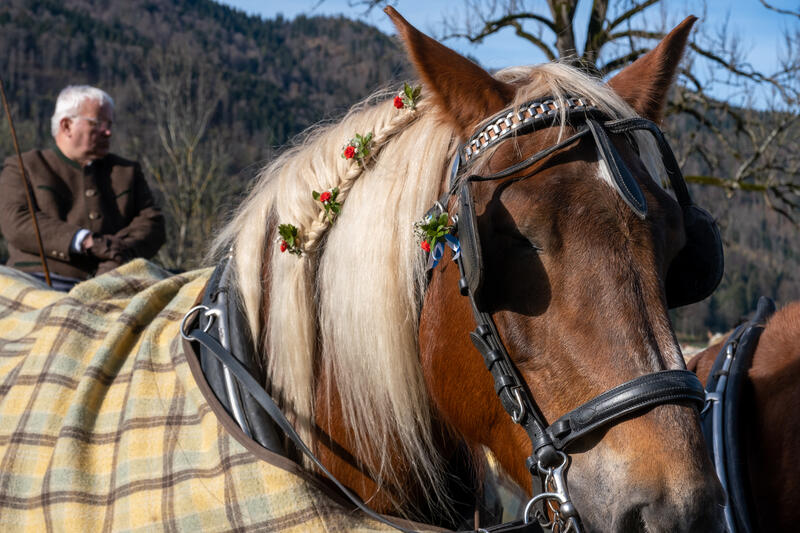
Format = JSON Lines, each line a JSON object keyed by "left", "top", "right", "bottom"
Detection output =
{"left": 313, "top": 187, "right": 343, "bottom": 224}
{"left": 400, "top": 83, "right": 422, "bottom": 110}
{"left": 278, "top": 223, "right": 303, "bottom": 255}
{"left": 344, "top": 132, "right": 374, "bottom": 165}
{"left": 413, "top": 210, "right": 453, "bottom": 253}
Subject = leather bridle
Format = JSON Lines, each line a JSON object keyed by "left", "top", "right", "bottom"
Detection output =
{"left": 432, "top": 97, "right": 707, "bottom": 532}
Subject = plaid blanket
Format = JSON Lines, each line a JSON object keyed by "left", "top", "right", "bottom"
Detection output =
{"left": 0, "top": 260, "right": 439, "bottom": 532}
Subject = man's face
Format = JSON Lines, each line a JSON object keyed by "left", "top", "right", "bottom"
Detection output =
{"left": 65, "top": 99, "right": 113, "bottom": 162}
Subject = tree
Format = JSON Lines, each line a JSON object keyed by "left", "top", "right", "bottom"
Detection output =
{"left": 131, "top": 46, "right": 237, "bottom": 271}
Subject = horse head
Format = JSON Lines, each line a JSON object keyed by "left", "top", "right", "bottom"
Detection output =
{"left": 387, "top": 8, "right": 726, "bottom": 532}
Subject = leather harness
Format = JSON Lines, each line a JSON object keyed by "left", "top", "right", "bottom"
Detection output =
{"left": 700, "top": 296, "right": 775, "bottom": 533}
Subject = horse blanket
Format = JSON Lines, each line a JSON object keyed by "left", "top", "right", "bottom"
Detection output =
{"left": 0, "top": 260, "right": 439, "bottom": 532}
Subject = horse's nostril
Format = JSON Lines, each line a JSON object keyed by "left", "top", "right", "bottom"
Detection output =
{"left": 632, "top": 492, "right": 726, "bottom": 533}
{"left": 614, "top": 503, "right": 646, "bottom": 532}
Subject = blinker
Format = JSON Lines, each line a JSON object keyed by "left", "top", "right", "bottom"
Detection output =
{"left": 586, "top": 118, "right": 647, "bottom": 218}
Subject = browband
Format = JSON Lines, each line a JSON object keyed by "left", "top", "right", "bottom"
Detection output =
{"left": 462, "top": 97, "right": 596, "bottom": 162}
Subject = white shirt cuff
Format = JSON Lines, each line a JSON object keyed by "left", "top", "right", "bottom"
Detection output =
{"left": 71, "top": 229, "right": 91, "bottom": 254}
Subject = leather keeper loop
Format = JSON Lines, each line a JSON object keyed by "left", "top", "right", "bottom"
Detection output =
{"left": 483, "top": 349, "right": 504, "bottom": 370}
{"left": 495, "top": 374, "right": 517, "bottom": 394}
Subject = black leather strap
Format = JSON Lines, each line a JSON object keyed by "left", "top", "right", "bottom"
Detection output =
{"left": 586, "top": 118, "right": 647, "bottom": 218}
{"left": 198, "top": 260, "right": 285, "bottom": 454}
{"left": 724, "top": 298, "right": 775, "bottom": 533}
{"left": 603, "top": 117, "right": 693, "bottom": 208}
{"left": 479, "top": 519, "right": 543, "bottom": 532}
{"left": 700, "top": 296, "right": 775, "bottom": 533}
{"left": 546, "top": 370, "right": 705, "bottom": 450}
{"left": 189, "top": 327, "right": 545, "bottom": 533}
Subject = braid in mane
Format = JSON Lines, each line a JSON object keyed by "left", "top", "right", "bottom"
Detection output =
{"left": 212, "top": 84, "right": 458, "bottom": 514}
{"left": 264, "top": 93, "right": 425, "bottom": 456}
{"left": 301, "top": 105, "right": 420, "bottom": 252}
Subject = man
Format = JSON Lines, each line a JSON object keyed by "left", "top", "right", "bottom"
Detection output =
{"left": 0, "top": 85, "right": 165, "bottom": 290}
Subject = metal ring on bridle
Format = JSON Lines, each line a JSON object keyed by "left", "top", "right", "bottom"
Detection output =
{"left": 180, "top": 305, "right": 210, "bottom": 340}
{"left": 524, "top": 451, "right": 573, "bottom": 523}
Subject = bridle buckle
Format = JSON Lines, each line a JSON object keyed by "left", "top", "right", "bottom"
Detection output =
{"left": 510, "top": 385, "right": 527, "bottom": 423}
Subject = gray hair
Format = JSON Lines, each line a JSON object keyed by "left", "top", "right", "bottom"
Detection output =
{"left": 51, "top": 85, "right": 114, "bottom": 138}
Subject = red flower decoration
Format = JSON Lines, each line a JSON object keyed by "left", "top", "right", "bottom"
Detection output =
{"left": 280, "top": 240, "right": 288, "bottom": 253}
{"left": 421, "top": 240, "right": 431, "bottom": 252}
{"left": 393, "top": 95, "right": 404, "bottom": 109}
{"left": 319, "top": 191, "right": 332, "bottom": 203}
{"left": 344, "top": 145, "right": 356, "bottom": 159}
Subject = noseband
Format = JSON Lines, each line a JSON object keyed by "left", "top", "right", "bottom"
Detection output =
{"left": 430, "top": 97, "right": 706, "bottom": 532}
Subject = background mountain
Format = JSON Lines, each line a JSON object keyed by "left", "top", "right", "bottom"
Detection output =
{"left": 0, "top": 0, "right": 796, "bottom": 338}
{"left": 1, "top": 0, "right": 410, "bottom": 148}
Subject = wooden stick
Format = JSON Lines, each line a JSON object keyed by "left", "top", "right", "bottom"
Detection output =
{"left": 0, "top": 78, "right": 52, "bottom": 286}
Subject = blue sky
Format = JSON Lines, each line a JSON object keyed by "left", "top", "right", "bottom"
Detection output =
{"left": 217, "top": 0, "right": 798, "bottom": 105}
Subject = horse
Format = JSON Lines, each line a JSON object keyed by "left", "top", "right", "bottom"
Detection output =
{"left": 0, "top": 8, "right": 726, "bottom": 532}
{"left": 688, "top": 300, "right": 800, "bottom": 532}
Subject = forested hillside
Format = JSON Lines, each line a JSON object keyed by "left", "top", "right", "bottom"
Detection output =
{"left": 1, "top": 0, "right": 409, "bottom": 148}
{"left": 0, "top": 0, "right": 411, "bottom": 269}
{"left": 0, "top": 0, "right": 796, "bottom": 337}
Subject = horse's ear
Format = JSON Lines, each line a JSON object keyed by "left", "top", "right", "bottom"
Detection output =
{"left": 607, "top": 16, "right": 697, "bottom": 123}
{"left": 385, "top": 7, "right": 515, "bottom": 137}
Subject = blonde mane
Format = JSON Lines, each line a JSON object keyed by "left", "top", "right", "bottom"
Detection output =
{"left": 210, "top": 62, "right": 656, "bottom": 511}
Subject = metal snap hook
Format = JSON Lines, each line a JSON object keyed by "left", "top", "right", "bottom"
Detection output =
{"left": 511, "top": 386, "right": 526, "bottom": 423}
{"left": 524, "top": 451, "right": 581, "bottom": 532}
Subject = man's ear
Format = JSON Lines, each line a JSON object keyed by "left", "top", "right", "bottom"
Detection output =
{"left": 385, "top": 7, "right": 515, "bottom": 138}
{"left": 607, "top": 16, "right": 697, "bottom": 123}
{"left": 60, "top": 117, "right": 73, "bottom": 135}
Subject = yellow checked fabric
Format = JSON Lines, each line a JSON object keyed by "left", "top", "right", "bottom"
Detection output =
{"left": 0, "top": 260, "right": 437, "bottom": 532}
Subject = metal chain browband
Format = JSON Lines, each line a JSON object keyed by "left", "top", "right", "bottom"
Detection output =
{"left": 462, "top": 97, "right": 594, "bottom": 162}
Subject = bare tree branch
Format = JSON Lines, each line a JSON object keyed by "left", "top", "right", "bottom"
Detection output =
{"left": 758, "top": 0, "right": 800, "bottom": 20}
{"left": 598, "top": 47, "right": 650, "bottom": 75}
{"left": 605, "top": 0, "right": 662, "bottom": 32}
{"left": 583, "top": 0, "right": 610, "bottom": 66}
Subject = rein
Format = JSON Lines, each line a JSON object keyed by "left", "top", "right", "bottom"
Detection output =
{"left": 181, "top": 259, "right": 541, "bottom": 533}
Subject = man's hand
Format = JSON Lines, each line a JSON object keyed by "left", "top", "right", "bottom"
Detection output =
{"left": 88, "top": 234, "right": 133, "bottom": 263}
{"left": 95, "top": 260, "right": 122, "bottom": 275}
{"left": 81, "top": 233, "right": 94, "bottom": 251}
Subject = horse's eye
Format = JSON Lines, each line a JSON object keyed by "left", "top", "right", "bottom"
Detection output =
{"left": 496, "top": 228, "right": 542, "bottom": 252}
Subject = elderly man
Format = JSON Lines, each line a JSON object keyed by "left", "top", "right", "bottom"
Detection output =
{"left": 0, "top": 85, "right": 165, "bottom": 290}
